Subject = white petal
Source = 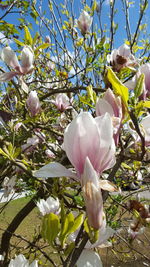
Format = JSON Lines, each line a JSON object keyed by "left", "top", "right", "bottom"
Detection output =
{"left": 33, "top": 162, "right": 77, "bottom": 179}
{"left": 21, "top": 46, "right": 34, "bottom": 73}
{"left": 76, "top": 250, "right": 103, "bottom": 267}
{"left": 30, "top": 260, "right": 38, "bottom": 267}
{"left": 0, "top": 71, "right": 17, "bottom": 81}
{"left": 1, "top": 47, "right": 20, "bottom": 69}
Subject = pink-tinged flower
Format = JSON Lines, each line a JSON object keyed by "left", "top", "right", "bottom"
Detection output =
{"left": 82, "top": 158, "right": 103, "bottom": 229}
{"left": 51, "top": 93, "right": 72, "bottom": 112}
{"left": 0, "top": 46, "right": 34, "bottom": 81}
{"left": 34, "top": 112, "right": 116, "bottom": 229}
{"left": 8, "top": 254, "right": 38, "bottom": 267}
{"left": 22, "top": 136, "right": 40, "bottom": 153}
{"left": 125, "top": 63, "right": 150, "bottom": 99}
{"left": 76, "top": 10, "right": 92, "bottom": 35}
{"left": 26, "top": 91, "right": 41, "bottom": 117}
{"left": 107, "top": 44, "right": 136, "bottom": 72}
{"left": 63, "top": 112, "right": 116, "bottom": 177}
{"left": 37, "top": 196, "right": 60, "bottom": 216}
{"left": 96, "top": 88, "right": 122, "bottom": 145}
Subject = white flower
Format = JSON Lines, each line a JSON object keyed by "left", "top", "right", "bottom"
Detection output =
{"left": 37, "top": 196, "right": 60, "bottom": 216}
{"left": 76, "top": 250, "right": 103, "bottom": 267}
{"left": 8, "top": 254, "right": 38, "bottom": 267}
{"left": 76, "top": 11, "right": 92, "bottom": 34}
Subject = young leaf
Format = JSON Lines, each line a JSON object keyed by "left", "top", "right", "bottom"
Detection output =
{"left": 134, "top": 74, "right": 145, "bottom": 98}
{"left": 107, "top": 67, "right": 129, "bottom": 107}
{"left": 24, "top": 26, "right": 33, "bottom": 45}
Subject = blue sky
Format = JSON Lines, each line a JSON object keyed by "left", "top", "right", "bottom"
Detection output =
{"left": 0, "top": 0, "right": 149, "bottom": 50}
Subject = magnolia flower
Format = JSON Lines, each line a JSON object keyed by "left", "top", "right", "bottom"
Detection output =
{"left": 2, "top": 176, "right": 16, "bottom": 197}
{"left": 8, "top": 254, "right": 38, "bottom": 267}
{"left": 107, "top": 44, "right": 136, "bottom": 72}
{"left": 22, "top": 136, "right": 40, "bottom": 152}
{"left": 129, "top": 115, "right": 150, "bottom": 146}
{"left": 51, "top": 93, "right": 72, "bottom": 112}
{"left": 63, "top": 112, "right": 116, "bottom": 176}
{"left": 76, "top": 250, "right": 103, "bottom": 267}
{"left": 96, "top": 88, "right": 122, "bottom": 145}
{"left": 37, "top": 196, "right": 60, "bottom": 216}
{"left": 125, "top": 63, "right": 150, "bottom": 99}
{"left": 82, "top": 158, "right": 103, "bottom": 229}
{"left": 76, "top": 11, "right": 92, "bottom": 34}
{"left": 26, "top": 91, "right": 41, "bottom": 117}
{"left": 0, "top": 46, "right": 34, "bottom": 81}
{"left": 34, "top": 112, "right": 116, "bottom": 229}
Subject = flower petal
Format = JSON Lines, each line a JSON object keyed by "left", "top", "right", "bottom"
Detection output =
{"left": 21, "top": 46, "right": 34, "bottom": 74}
{"left": 0, "top": 71, "right": 17, "bottom": 81}
{"left": 64, "top": 112, "right": 101, "bottom": 175}
{"left": 99, "top": 180, "right": 118, "bottom": 192}
{"left": 1, "top": 46, "right": 20, "bottom": 69}
{"left": 33, "top": 162, "right": 77, "bottom": 180}
{"left": 76, "top": 249, "right": 103, "bottom": 267}
{"left": 96, "top": 98, "right": 114, "bottom": 117}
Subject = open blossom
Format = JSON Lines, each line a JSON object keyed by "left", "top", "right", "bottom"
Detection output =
{"left": 26, "top": 91, "right": 41, "bottom": 117}
{"left": 63, "top": 112, "right": 116, "bottom": 176}
{"left": 125, "top": 63, "right": 150, "bottom": 99}
{"left": 34, "top": 112, "right": 116, "bottom": 229}
{"left": 8, "top": 254, "right": 38, "bottom": 267}
{"left": 0, "top": 46, "right": 34, "bottom": 81}
{"left": 76, "top": 10, "right": 92, "bottom": 34}
{"left": 51, "top": 93, "right": 72, "bottom": 112}
{"left": 96, "top": 88, "right": 122, "bottom": 145}
{"left": 37, "top": 196, "right": 60, "bottom": 216}
{"left": 107, "top": 44, "right": 136, "bottom": 72}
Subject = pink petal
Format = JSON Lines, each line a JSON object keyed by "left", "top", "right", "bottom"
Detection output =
{"left": 96, "top": 98, "right": 114, "bottom": 117}
{"left": 64, "top": 112, "right": 101, "bottom": 176}
{"left": 81, "top": 158, "right": 103, "bottom": 229}
{"left": 95, "top": 113, "right": 116, "bottom": 173}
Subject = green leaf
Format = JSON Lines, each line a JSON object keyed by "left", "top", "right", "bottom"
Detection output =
{"left": 35, "top": 43, "right": 50, "bottom": 54}
{"left": 134, "top": 74, "right": 145, "bottom": 98}
{"left": 13, "top": 38, "right": 25, "bottom": 47}
{"left": 0, "top": 148, "right": 8, "bottom": 158}
{"left": 86, "top": 85, "right": 96, "bottom": 104}
{"left": 67, "top": 213, "right": 84, "bottom": 235}
{"left": 60, "top": 212, "right": 74, "bottom": 246}
{"left": 24, "top": 26, "right": 33, "bottom": 45}
{"left": 41, "top": 213, "right": 60, "bottom": 245}
{"left": 107, "top": 67, "right": 129, "bottom": 107}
